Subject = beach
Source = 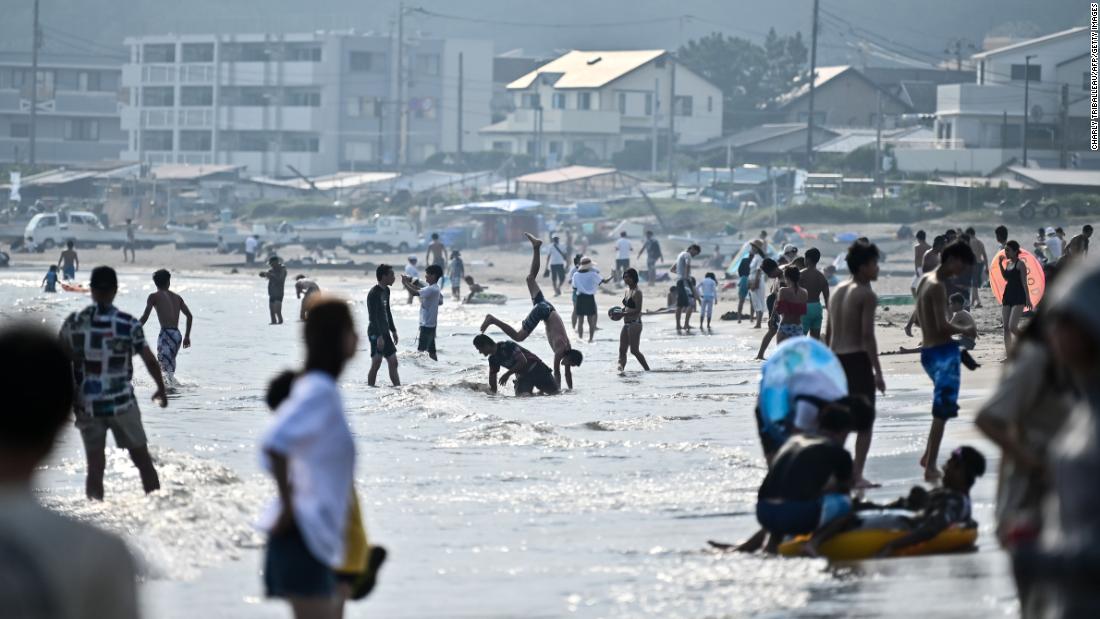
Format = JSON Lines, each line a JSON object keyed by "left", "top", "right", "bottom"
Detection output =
{"left": 2, "top": 233, "right": 1014, "bottom": 618}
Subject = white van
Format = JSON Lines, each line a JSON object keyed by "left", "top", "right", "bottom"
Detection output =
{"left": 23, "top": 211, "right": 106, "bottom": 250}
{"left": 341, "top": 216, "right": 420, "bottom": 253}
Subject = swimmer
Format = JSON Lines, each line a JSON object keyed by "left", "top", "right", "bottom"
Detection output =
{"left": 800, "top": 248, "right": 830, "bottom": 339}
{"left": 425, "top": 233, "right": 446, "bottom": 270}
{"left": 139, "top": 269, "right": 194, "bottom": 385}
{"left": 295, "top": 275, "right": 321, "bottom": 321}
{"left": 912, "top": 240, "right": 977, "bottom": 482}
{"left": 773, "top": 266, "right": 808, "bottom": 345}
{"left": 57, "top": 240, "right": 79, "bottom": 280}
{"left": 480, "top": 232, "right": 583, "bottom": 389}
{"left": 618, "top": 268, "right": 650, "bottom": 372}
{"left": 366, "top": 264, "right": 400, "bottom": 387}
{"left": 473, "top": 334, "right": 559, "bottom": 396}
{"left": 448, "top": 251, "right": 465, "bottom": 301}
{"left": 463, "top": 275, "right": 486, "bottom": 303}
{"left": 747, "top": 240, "right": 769, "bottom": 328}
{"left": 42, "top": 264, "right": 59, "bottom": 292}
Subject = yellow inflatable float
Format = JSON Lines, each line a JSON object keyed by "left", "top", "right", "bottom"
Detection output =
{"left": 778, "top": 524, "right": 978, "bottom": 561}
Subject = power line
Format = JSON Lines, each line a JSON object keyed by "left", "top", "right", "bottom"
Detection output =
{"left": 411, "top": 8, "right": 687, "bottom": 30}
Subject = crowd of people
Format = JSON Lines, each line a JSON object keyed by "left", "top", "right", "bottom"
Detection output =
{"left": 6, "top": 219, "right": 1100, "bottom": 618}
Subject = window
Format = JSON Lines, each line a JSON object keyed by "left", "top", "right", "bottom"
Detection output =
{"left": 548, "top": 141, "right": 562, "bottom": 155}
{"left": 707, "top": 95, "right": 713, "bottom": 113}
{"left": 416, "top": 54, "right": 440, "bottom": 76}
{"left": 179, "top": 130, "right": 212, "bottom": 151}
{"left": 552, "top": 93, "right": 566, "bottom": 109}
{"left": 285, "top": 90, "right": 321, "bottom": 107}
{"left": 180, "top": 86, "right": 213, "bottom": 106}
{"left": 181, "top": 43, "right": 215, "bottom": 63}
{"left": 64, "top": 119, "right": 99, "bottom": 141}
{"left": 285, "top": 45, "right": 321, "bottom": 62}
{"left": 221, "top": 43, "right": 272, "bottom": 62}
{"left": 521, "top": 93, "right": 541, "bottom": 109}
{"left": 349, "top": 51, "right": 386, "bottom": 72}
{"left": 283, "top": 133, "right": 320, "bottom": 152}
{"left": 56, "top": 70, "right": 80, "bottom": 91}
{"left": 577, "top": 92, "right": 592, "bottom": 110}
{"left": 143, "top": 43, "right": 176, "bottom": 63}
{"left": 143, "top": 86, "right": 174, "bottom": 106}
{"left": 645, "top": 93, "right": 653, "bottom": 116}
{"left": 81, "top": 71, "right": 104, "bottom": 91}
{"left": 1010, "top": 64, "right": 1041, "bottom": 81}
{"left": 674, "top": 95, "right": 693, "bottom": 116}
{"left": 9, "top": 123, "right": 29, "bottom": 138}
{"left": 142, "top": 130, "right": 173, "bottom": 150}
{"left": 618, "top": 92, "right": 627, "bottom": 113}
{"left": 526, "top": 140, "right": 537, "bottom": 155}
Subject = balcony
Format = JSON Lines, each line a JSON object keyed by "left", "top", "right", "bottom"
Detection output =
{"left": 936, "top": 83, "right": 1059, "bottom": 118}
{"left": 218, "top": 61, "right": 320, "bottom": 86}
{"left": 497, "top": 108, "right": 621, "bottom": 135}
{"left": 215, "top": 105, "right": 321, "bottom": 131}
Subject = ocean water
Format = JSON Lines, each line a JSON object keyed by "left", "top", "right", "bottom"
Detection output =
{"left": 1, "top": 266, "right": 1016, "bottom": 618}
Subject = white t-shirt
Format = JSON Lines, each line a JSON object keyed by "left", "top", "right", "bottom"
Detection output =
{"left": 791, "top": 371, "right": 846, "bottom": 433}
{"left": 572, "top": 269, "right": 603, "bottom": 295}
{"left": 404, "top": 263, "right": 420, "bottom": 279}
{"left": 259, "top": 371, "right": 356, "bottom": 567}
{"left": 547, "top": 243, "right": 568, "bottom": 266}
{"left": 418, "top": 282, "right": 442, "bottom": 328}
{"left": 245, "top": 236, "right": 258, "bottom": 254}
{"left": 697, "top": 277, "right": 718, "bottom": 299}
{"left": 1046, "top": 236, "right": 1063, "bottom": 261}
{"left": 615, "top": 238, "right": 632, "bottom": 260}
{"left": 676, "top": 250, "right": 692, "bottom": 282}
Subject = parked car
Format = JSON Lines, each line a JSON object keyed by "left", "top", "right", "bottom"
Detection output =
{"left": 341, "top": 216, "right": 420, "bottom": 253}
{"left": 24, "top": 211, "right": 171, "bottom": 251}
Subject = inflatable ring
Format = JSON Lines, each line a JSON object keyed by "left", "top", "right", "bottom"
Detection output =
{"left": 778, "top": 525, "right": 978, "bottom": 561}
{"left": 465, "top": 292, "right": 507, "bottom": 305}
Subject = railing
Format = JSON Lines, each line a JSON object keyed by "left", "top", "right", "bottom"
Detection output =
{"left": 890, "top": 138, "right": 966, "bottom": 150}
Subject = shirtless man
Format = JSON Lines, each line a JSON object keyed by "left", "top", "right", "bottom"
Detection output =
{"left": 139, "top": 269, "right": 193, "bottom": 384}
{"left": 123, "top": 219, "right": 137, "bottom": 263}
{"left": 1065, "top": 224, "right": 1092, "bottom": 260}
{"left": 824, "top": 240, "right": 885, "bottom": 489}
{"left": 922, "top": 235, "right": 944, "bottom": 274}
{"left": 911, "top": 240, "right": 977, "bottom": 482}
{"left": 965, "top": 227, "right": 988, "bottom": 308}
{"left": 480, "top": 232, "right": 583, "bottom": 389}
{"left": 425, "top": 233, "right": 447, "bottom": 270}
{"left": 800, "top": 248, "right": 830, "bottom": 339}
{"left": 294, "top": 275, "right": 320, "bottom": 320}
{"left": 910, "top": 230, "right": 930, "bottom": 295}
{"left": 57, "top": 240, "right": 80, "bottom": 280}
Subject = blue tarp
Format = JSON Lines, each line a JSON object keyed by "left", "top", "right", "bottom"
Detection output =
{"left": 443, "top": 199, "right": 543, "bottom": 214}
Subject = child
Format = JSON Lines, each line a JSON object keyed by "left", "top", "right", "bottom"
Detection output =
{"left": 824, "top": 265, "right": 839, "bottom": 287}
{"left": 463, "top": 275, "right": 486, "bottom": 304}
{"left": 401, "top": 264, "right": 443, "bottom": 361}
{"left": 666, "top": 285, "right": 678, "bottom": 309}
{"left": 404, "top": 256, "right": 420, "bottom": 304}
{"left": 697, "top": 272, "right": 718, "bottom": 331}
{"left": 948, "top": 292, "right": 981, "bottom": 371}
{"left": 43, "top": 265, "right": 59, "bottom": 292}
{"left": 448, "top": 250, "right": 464, "bottom": 301}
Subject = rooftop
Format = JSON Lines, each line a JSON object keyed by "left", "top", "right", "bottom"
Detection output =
{"left": 508, "top": 50, "right": 666, "bottom": 90}
{"left": 515, "top": 165, "right": 619, "bottom": 185}
{"left": 1006, "top": 166, "right": 1100, "bottom": 188}
{"left": 772, "top": 65, "right": 852, "bottom": 108}
{"left": 972, "top": 26, "right": 1088, "bottom": 59}
{"left": 151, "top": 164, "right": 244, "bottom": 181}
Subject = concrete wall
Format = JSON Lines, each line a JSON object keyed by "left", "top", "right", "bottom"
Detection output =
{"left": 894, "top": 147, "right": 1013, "bottom": 174}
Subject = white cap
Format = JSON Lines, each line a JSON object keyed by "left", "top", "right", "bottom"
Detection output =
{"left": 1046, "top": 227, "right": 1056, "bottom": 236}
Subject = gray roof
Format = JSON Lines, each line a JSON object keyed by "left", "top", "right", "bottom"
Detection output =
{"left": 685, "top": 123, "right": 839, "bottom": 153}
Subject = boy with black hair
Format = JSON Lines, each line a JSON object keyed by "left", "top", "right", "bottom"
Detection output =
{"left": 259, "top": 256, "right": 287, "bottom": 325}
{"left": 473, "top": 334, "right": 559, "bottom": 396}
{"left": 480, "top": 233, "right": 583, "bottom": 389}
{"left": 0, "top": 326, "right": 141, "bottom": 617}
{"left": 139, "top": 268, "right": 193, "bottom": 384}
{"left": 60, "top": 266, "right": 167, "bottom": 500}
{"left": 402, "top": 263, "right": 443, "bottom": 360}
{"left": 294, "top": 275, "right": 320, "bottom": 320}
{"left": 913, "top": 240, "right": 978, "bottom": 482}
{"left": 58, "top": 239, "right": 79, "bottom": 280}
{"left": 994, "top": 225, "right": 1008, "bottom": 249}
{"left": 800, "top": 248, "right": 830, "bottom": 339}
{"left": 367, "top": 264, "right": 400, "bottom": 386}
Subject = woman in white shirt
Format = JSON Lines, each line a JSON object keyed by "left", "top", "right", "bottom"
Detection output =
{"left": 260, "top": 297, "right": 359, "bottom": 618}
{"left": 571, "top": 257, "right": 611, "bottom": 342}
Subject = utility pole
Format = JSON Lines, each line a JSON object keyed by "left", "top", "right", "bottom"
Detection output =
{"left": 805, "top": 0, "right": 820, "bottom": 171}
{"left": 1059, "top": 83, "right": 1069, "bottom": 169}
{"left": 535, "top": 102, "right": 544, "bottom": 169}
{"left": 395, "top": 1, "right": 407, "bottom": 168}
{"left": 375, "top": 97, "right": 384, "bottom": 165}
{"left": 650, "top": 78, "right": 659, "bottom": 174}
{"left": 668, "top": 58, "right": 677, "bottom": 197}
{"left": 29, "top": 0, "right": 41, "bottom": 166}
{"left": 874, "top": 91, "right": 883, "bottom": 210}
{"left": 456, "top": 51, "right": 464, "bottom": 157}
{"left": 1022, "top": 54, "right": 1035, "bottom": 167}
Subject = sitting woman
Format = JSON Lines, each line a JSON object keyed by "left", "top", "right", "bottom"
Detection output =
{"left": 774, "top": 266, "right": 808, "bottom": 343}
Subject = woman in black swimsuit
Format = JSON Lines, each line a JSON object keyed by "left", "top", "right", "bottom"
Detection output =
{"left": 618, "top": 268, "right": 650, "bottom": 372}
{"left": 998, "top": 240, "right": 1031, "bottom": 353}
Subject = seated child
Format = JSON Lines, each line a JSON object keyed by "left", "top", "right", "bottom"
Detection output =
{"left": 463, "top": 275, "right": 486, "bottom": 303}
{"left": 948, "top": 293, "right": 976, "bottom": 350}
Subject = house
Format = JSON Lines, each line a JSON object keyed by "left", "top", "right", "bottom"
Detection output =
{"left": 120, "top": 32, "right": 493, "bottom": 175}
{"left": 771, "top": 66, "right": 912, "bottom": 127}
{"left": 860, "top": 67, "right": 974, "bottom": 114}
{"left": 991, "top": 166, "right": 1100, "bottom": 196}
{"left": 0, "top": 52, "right": 127, "bottom": 165}
{"left": 513, "top": 165, "right": 638, "bottom": 201}
{"left": 683, "top": 123, "right": 839, "bottom": 165}
{"left": 480, "top": 50, "right": 723, "bottom": 165}
{"left": 491, "top": 50, "right": 551, "bottom": 124}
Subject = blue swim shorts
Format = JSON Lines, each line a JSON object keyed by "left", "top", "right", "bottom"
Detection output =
{"left": 920, "top": 341, "right": 961, "bottom": 420}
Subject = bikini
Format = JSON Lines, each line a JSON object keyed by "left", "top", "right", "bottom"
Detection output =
{"left": 775, "top": 299, "right": 807, "bottom": 338}
{"left": 622, "top": 294, "right": 641, "bottom": 325}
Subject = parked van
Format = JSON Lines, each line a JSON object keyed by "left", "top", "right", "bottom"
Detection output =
{"left": 341, "top": 216, "right": 420, "bottom": 253}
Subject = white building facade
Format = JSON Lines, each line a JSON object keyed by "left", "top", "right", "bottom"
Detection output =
{"left": 120, "top": 32, "right": 492, "bottom": 177}
{"left": 480, "top": 50, "right": 722, "bottom": 166}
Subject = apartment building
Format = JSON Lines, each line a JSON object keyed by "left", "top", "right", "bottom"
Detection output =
{"left": 0, "top": 52, "right": 126, "bottom": 165}
{"left": 480, "top": 50, "right": 722, "bottom": 165}
{"left": 120, "top": 32, "right": 492, "bottom": 177}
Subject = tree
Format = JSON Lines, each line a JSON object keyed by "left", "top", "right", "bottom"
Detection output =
{"left": 678, "top": 29, "right": 808, "bottom": 131}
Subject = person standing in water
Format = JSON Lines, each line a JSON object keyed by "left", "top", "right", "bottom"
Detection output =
{"left": 912, "top": 240, "right": 977, "bottom": 482}
{"left": 638, "top": 230, "right": 663, "bottom": 286}
{"left": 425, "top": 233, "right": 447, "bottom": 270}
{"left": 825, "top": 240, "right": 886, "bottom": 489}
{"left": 674, "top": 244, "right": 702, "bottom": 333}
{"left": 58, "top": 240, "right": 79, "bottom": 280}
{"left": 800, "top": 248, "right": 830, "bottom": 339}
{"left": 448, "top": 250, "right": 465, "bottom": 301}
{"left": 614, "top": 231, "right": 632, "bottom": 283}
{"left": 481, "top": 233, "right": 584, "bottom": 388}
{"left": 546, "top": 236, "right": 569, "bottom": 296}
{"left": 911, "top": 230, "right": 930, "bottom": 295}
{"left": 696, "top": 272, "right": 718, "bottom": 332}
{"left": 139, "top": 269, "right": 193, "bottom": 385}
{"left": 259, "top": 298, "right": 359, "bottom": 618}
{"left": 123, "top": 219, "right": 136, "bottom": 263}
{"left": 60, "top": 266, "right": 166, "bottom": 500}
{"left": 774, "top": 266, "right": 808, "bottom": 343}
{"left": 245, "top": 234, "right": 259, "bottom": 266}
{"left": 401, "top": 264, "right": 443, "bottom": 361}
{"left": 295, "top": 275, "right": 321, "bottom": 321}
{"left": 260, "top": 256, "right": 288, "bottom": 325}
{"left": 618, "top": 268, "right": 650, "bottom": 372}
{"left": 997, "top": 240, "right": 1031, "bottom": 353}
{"left": 403, "top": 256, "right": 420, "bottom": 304}
{"left": 366, "top": 264, "right": 400, "bottom": 387}
{"left": 43, "top": 265, "right": 59, "bottom": 292}
{"left": 747, "top": 240, "right": 769, "bottom": 328}
{"left": 572, "top": 256, "right": 611, "bottom": 342}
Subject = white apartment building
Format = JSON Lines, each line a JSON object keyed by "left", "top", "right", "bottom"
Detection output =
{"left": 480, "top": 50, "right": 722, "bottom": 165}
{"left": 120, "top": 32, "right": 492, "bottom": 177}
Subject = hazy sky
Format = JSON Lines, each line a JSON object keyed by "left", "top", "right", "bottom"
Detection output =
{"left": 2, "top": 0, "right": 1085, "bottom": 66}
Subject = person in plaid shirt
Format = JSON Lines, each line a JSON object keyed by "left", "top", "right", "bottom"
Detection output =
{"left": 59, "top": 266, "right": 167, "bottom": 500}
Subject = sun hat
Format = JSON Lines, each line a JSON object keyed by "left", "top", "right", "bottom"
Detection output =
{"left": 783, "top": 244, "right": 798, "bottom": 255}
{"left": 578, "top": 256, "right": 594, "bottom": 271}
{"left": 750, "top": 239, "right": 766, "bottom": 250}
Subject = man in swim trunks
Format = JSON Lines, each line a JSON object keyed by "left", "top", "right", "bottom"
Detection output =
{"left": 425, "top": 233, "right": 447, "bottom": 270}
{"left": 912, "top": 239, "right": 977, "bottom": 482}
{"left": 825, "top": 239, "right": 885, "bottom": 489}
{"left": 755, "top": 406, "right": 856, "bottom": 554}
{"left": 260, "top": 256, "right": 287, "bottom": 325}
{"left": 139, "top": 269, "right": 193, "bottom": 385}
{"left": 480, "top": 232, "right": 583, "bottom": 389}
{"left": 473, "top": 334, "right": 559, "bottom": 396}
{"left": 294, "top": 275, "right": 320, "bottom": 320}
{"left": 123, "top": 219, "right": 136, "bottom": 263}
{"left": 674, "top": 244, "right": 702, "bottom": 333}
{"left": 57, "top": 240, "right": 79, "bottom": 280}
{"left": 800, "top": 248, "right": 830, "bottom": 339}
{"left": 367, "top": 264, "right": 400, "bottom": 387}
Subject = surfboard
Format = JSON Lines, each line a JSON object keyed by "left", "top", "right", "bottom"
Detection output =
{"left": 987, "top": 249, "right": 1045, "bottom": 306}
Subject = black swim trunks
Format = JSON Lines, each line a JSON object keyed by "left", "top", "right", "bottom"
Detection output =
{"left": 676, "top": 279, "right": 692, "bottom": 308}
{"left": 514, "top": 362, "right": 559, "bottom": 395}
{"left": 417, "top": 326, "right": 436, "bottom": 355}
{"left": 837, "top": 351, "right": 876, "bottom": 411}
{"left": 521, "top": 290, "right": 557, "bottom": 333}
{"left": 574, "top": 293, "right": 597, "bottom": 317}
{"left": 369, "top": 333, "right": 397, "bottom": 358}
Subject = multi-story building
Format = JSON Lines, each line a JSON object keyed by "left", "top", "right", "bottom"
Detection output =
{"left": 120, "top": 32, "right": 492, "bottom": 177}
{"left": 0, "top": 52, "right": 126, "bottom": 165}
{"left": 480, "top": 50, "right": 723, "bottom": 166}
